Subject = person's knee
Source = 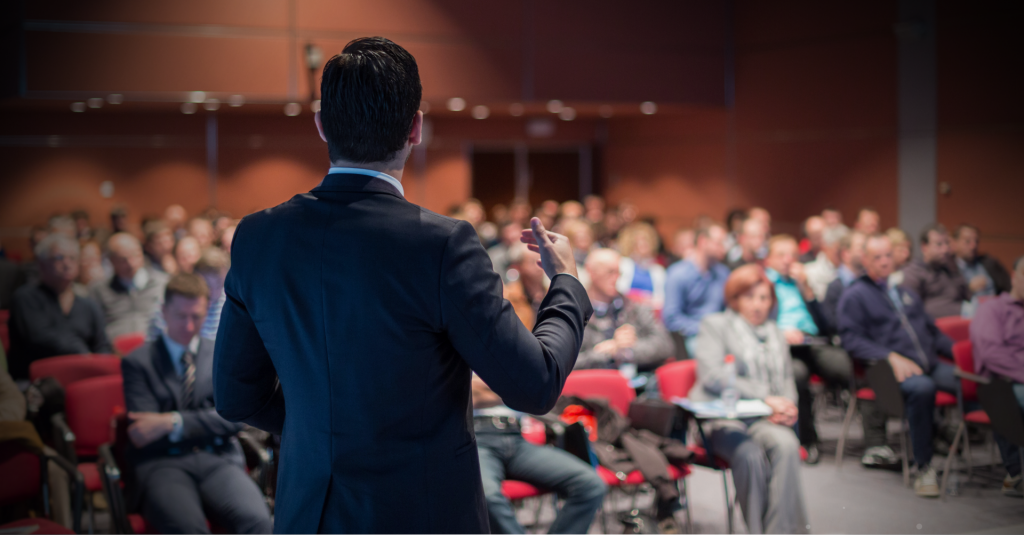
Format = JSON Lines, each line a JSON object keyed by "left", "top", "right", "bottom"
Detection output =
{"left": 730, "top": 437, "right": 767, "bottom": 471}
{"left": 791, "top": 358, "right": 810, "bottom": 385}
{"left": 575, "top": 470, "right": 607, "bottom": 504}
{"left": 902, "top": 374, "right": 937, "bottom": 400}
{"left": 770, "top": 428, "right": 801, "bottom": 460}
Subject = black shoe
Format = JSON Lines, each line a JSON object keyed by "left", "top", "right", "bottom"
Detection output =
{"left": 804, "top": 443, "right": 821, "bottom": 465}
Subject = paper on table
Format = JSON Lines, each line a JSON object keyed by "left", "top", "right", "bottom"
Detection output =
{"left": 671, "top": 397, "right": 773, "bottom": 419}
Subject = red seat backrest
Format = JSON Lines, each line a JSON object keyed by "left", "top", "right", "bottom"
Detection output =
{"left": 29, "top": 355, "right": 122, "bottom": 389}
{"left": 0, "top": 309, "right": 9, "bottom": 352}
{"left": 0, "top": 443, "right": 41, "bottom": 506}
{"left": 655, "top": 360, "right": 698, "bottom": 401}
{"left": 65, "top": 375, "right": 125, "bottom": 458}
{"left": 935, "top": 316, "right": 971, "bottom": 343}
{"left": 113, "top": 332, "right": 147, "bottom": 356}
{"left": 952, "top": 340, "right": 978, "bottom": 402}
{"left": 561, "top": 370, "right": 636, "bottom": 416}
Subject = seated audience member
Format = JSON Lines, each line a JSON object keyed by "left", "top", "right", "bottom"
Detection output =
{"left": 970, "top": 255, "right": 1024, "bottom": 497}
{"left": 821, "top": 232, "right": 867, "bottom": 331}
{"left": 77, "top": 241, "right": 107, "bottom": 289}
{"left": 724, "top": 208, "right": 748, "bottom": 252}
{"left": 764, "top": 235, "right": 852, "bottom": 463}
{"left": 584, "top": 194, "right": 605, "bottom": 224}
{"left": 576, "top": 249, "right": 673, "bottom": 372}
{"left": 504, "top": 243, "right": 548, "bottom": 321}
{"left": 8, "top": 235, "right": 111, "bottom": 379}
{"left": 663, "top": 225, "right": 730, "bottom": 352}
{"left": 508, "top": 199, "right": 533, "bottom": 228}
{"left": 148, "top": 248, "right": 229, "bottom": 341}
{"left": 854, "top": 208, "right": 880, "bottom": 235}
{"left": 799, "top": 216, "right": 826, "bottom": 263}
{"left": 164, "top": 205, "right": 189, "bottom": 240}
{"left": 0, "top": 250, "right": 28, "bottom": 309}
{"left": 562, "top": 219, "right": 596, "bottom": 287}
{"left": 886, "top": 227, "right": 913, "bottom": 286}
{"left": 122, "top": 273, "right": 272, "bottom": 534}
{"left": 725, "top": 218, "right": 767, "bottom": 271}
{"left": 902, "top": 223, "right": 969, "bottom": 319}
{"left": 487, "top": 221, "right": 525, "bottom": 282}
{"left": 143, "top": 220, "right": 178, "bottom": 274}
{"left": 111, "top": 207, "right": 131, "bottom": 234}
{"left": 187, "top": 217, "right": 215, "bottom": 250}
{"left": 691, "top": 264, "right": 808, "bottom": 534}
{"left": 616, "top": 222, "right": 666, "bottom": 308}
{"left": 559, "top": 200, "right": 585, "bottom": 222}
{"left": 838, "top": 234, "right": 956, "bottom": 498}
{"left": 90, "top": 233, "right": 169, "bottom": 341}
{"left": 220, "top": 224, "right": 237, "bottom": 255}
{"left": 666, "top": 227, "right": 696, "bottom": 266}
{"left": 473, "top": 375, "right": 606, "bottom": 534}
{"left": 748, "top": 207, "right": 772, "bottom": 237}
{"left": 821, "top": 207, "right": 849, "bottom": 245}
{"left": 804, "top": 226, "right": 846, "bottom": 301}
{"left": 174, "top": 236, "right": 201, "bottom": 274}
{"left": 952, "top": 224, "right": 1011, "bottom": 299}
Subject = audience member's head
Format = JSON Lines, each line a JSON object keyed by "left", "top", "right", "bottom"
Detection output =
{"left": 821, "top": 207, "right": 843, "bottom": 228}
{"left": 560, "top": 200, "right": 584, "bottom": 221}
{"left": 583, "top": 195, "right": 605, "bottom": 223}
{"left": 725, "top": 264, "right": 776, "bottom": 327}
{"left": 618, "top": 222, "right": 660, "bottom": 261}
{"left": 563, "top": 219, "right": 595, "bottom": 257}
{"left": 35, "top": 234, "right": 80, "bottom": 291}
{"left": 819, "top": 225, "right": 848, "bottom": 267}
{"left": 108, "top": 232, "right": 145, "bottom": 282}
{"left": 839, "top": 232, "right": 867, "bottom": 274}
{"left": 584, "top": 248, "right": 621, "bottom": 303}
{"left": 617, "top": 202, "right": 638, "bottom": 225}
{"left": 460, "top": 199, "right": 485, "bottom": 228}
{"left": 194, "top": 247, "right": 231, "bottom": 301}
{"left": 694, "top": 224, "right": 728, "bottom": 265}
{"left": 212, "top": 214, "right": 233, "bottom": 237}
{"left": 540, "top": 200, "right": 560, "bottom": 220}
{"left": 509, "top": 199, "right": 532, "bottom": 226}
{"left": 507, "top": 242, "right": 545, "bottom": 292}
{"left": 48, "top": 215, "right": 77, "bottom": 239}
{"left": 71, "top": 209, "right": 91, "bottom": 238}
{"left": 318, "top": 37, "right": 422, "bottom": 166}
{"left": 671, "top": 228, "right": 695, "bottom": 260}
{"left": 919, "top": 223, "right": 950, "bottom": 265}
{"left": 164, "top": 204, "right": 188, "bottom": 232}
{"left": 187, "top": 218, "right": 215, "bottom": 250}
{"left": 1012, "top": 256, "right": 1024, "bottom": 301}
{"left": 803, "top": 216, "right": 826, "bottom": 253}
{"left": 78, "top": 240, "right": 105, "bottom": 286}
{"left": 726, "top": 209, "right": 747, "bottom": 235}
{"left": 748, "top": 207, "right": 771, "bottom": 236}
{"left": 765, "top": 234, "right": 799, "bottom": 277}
{"left": 162, "top": 273, "right": 210, "bottom": 345}
{"left": 863, "top": 234, "right": 894, "bottom": 282}
{"left": 144, "top": 220, "right": 175, "bottom": 259}
{"left": 886, "top": 227, "right": 912, "bottom": 269}
{"left": 490, "top": 203, "right": 509, "bottom": 225}
{"left": 738, "top": 218, "right": 767, "bottom": 259}
{"left": 175, "top": 236, "right": 201, "bottom": 274}
{"left": 221, "top": 224, "right": 237, "bottom": 255}
{"left": 111, "top": 206, "right": 130, "bottom": 233}
{"left": 951, "top": 224, "right": 981, "bottom": 262}
{"left": 854, "top": 208, "right": 880, "bottom": 235}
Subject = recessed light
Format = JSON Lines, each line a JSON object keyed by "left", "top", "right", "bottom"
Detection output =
{"left": 547, "top": 100, "right": 563, "bottom": 113}
{"left": 284, "top": 102, "right": 302, "bottom": 116}
{"left": 107, "top": 94, "right": 123, "bottom": 105}
{"left": 70, "top": 102, "right": 86, "bottom": 113}
{"left": 472, "top": 105, "right": 490, "bottom": 119}
{"left": 228, "top": 95, "right": 245, "bottom": 107}
{"left": 311, "top": 100, "right": 321, "bottom": 113}
{"left": 189, "top": 91, "right": 206, "bottom": 103}
{"left": 181, "top": 102, "right": 198, "bottom": 114}
{"left": 203, "top": 99, "right": 220, "bottom": 111}
{"left": 559, "top": 107, "right": 576, "bottom": 121}
{"left": 87, "top": 98, "right": 103, "bottom": 109}
{"left": 447, "top": 97, "right": 466, "bottom": 112}
{"left": 640, "top": 101, "right": 657, "bottom": 115}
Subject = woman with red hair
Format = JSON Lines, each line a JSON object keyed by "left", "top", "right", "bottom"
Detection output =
{"left": 689, "top": 264, "right": 808, "bottom": 534}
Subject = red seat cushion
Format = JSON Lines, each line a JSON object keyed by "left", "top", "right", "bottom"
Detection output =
{"left": 78, "top": 462, "right": 102, "bottom": 493}
{"left": 964, "top": 410, "right": 990, "bottom": 425}
{"left": 501, "top": 480, "right": 546, "bottom": 500}
{"left": 0, "top": 447, "right": 41, "bottom": 505}
{"left": 0, "top": 518, "right": 75, "bottom": 534}
{"left": 688, "top": 445, "right": 732, "bottom": 470}
{"left": 935, "top": 391, "right": 956, "bottom": 407}
{"left": 129, "top": 514, "right": 159, "bottom": 535}
{"left": 597, "top": 464, "right": 689, "bottom": 486}
{"left": 856, "top": 387, "right": 876, "bottom": 401}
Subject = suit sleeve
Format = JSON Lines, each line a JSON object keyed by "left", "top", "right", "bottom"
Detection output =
{"left": 121, "top": 357, "right": 161, "bottom": 413}
{"left": 838, "top": 291, "right": 891, "bottom": 361}
{"left": 213, "top": 227, "right": 285, "bottom": 435}
{"left": 440, "top": 221, "right": 593, "bottom": 415}
{"left": 180, "top": 408, "right": 245, "bottom": 440}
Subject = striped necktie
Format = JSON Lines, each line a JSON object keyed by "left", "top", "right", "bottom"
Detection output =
{"left": 181, "top": 350, "right": 196, "bottom": 409}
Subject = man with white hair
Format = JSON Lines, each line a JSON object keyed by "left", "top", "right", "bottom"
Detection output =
{"left": 7, "top": 234, "right": 111, "bottom": 379}
{"left": 90, "top": 233, "right": 169, "bottom": 341}
{"left": 577, "top": 248, "right": 673, "bottom": 371}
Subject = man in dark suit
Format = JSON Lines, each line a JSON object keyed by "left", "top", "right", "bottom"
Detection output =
{"left": 123, "top": 273, "right": 272, "bottom": 534}
{"left": 213, "top": 37, "right": 592, "bottom": 533}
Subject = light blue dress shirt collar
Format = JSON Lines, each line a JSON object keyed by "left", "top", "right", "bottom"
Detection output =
{"left": 327, "top": 166, "right": 405, "bottom": 197}
{"left": 162, "top": 335, "right": 201, "bottom": 377}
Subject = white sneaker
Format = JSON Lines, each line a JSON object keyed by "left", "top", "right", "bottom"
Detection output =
{"left": 914, "top": 465, "right": 940, "bottom": 498}
{"left": 861, "top": 445, "right": 900, "bottom": 468}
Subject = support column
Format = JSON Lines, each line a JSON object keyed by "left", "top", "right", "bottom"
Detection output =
{"left": 897, "top": 0, "right": 937, "bottom": 239}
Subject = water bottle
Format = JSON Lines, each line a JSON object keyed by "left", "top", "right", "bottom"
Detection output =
{"left": 721, "top": 354, "right": 738, "bottom": 415}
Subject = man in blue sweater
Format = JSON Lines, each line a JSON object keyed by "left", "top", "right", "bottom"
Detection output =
{"left": 838, "top": 233, "right": 956, "bottom": 498}
{"left": 662, "top": 224, "right": 730, "bottom": 355}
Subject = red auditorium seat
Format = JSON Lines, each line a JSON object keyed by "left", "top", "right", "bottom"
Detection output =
{"left": 28, "top": 354, "right": 122, "bottom": 389}
{"left": 0, "top": 309, "right": 9, "bottom": 352}
{"left": 935, "top": 316, "right": 971, "bottom": 343}
{"left": 113, "top": 332, "right": 147, "bottom": 356}
{"left": 939, "top": 340, "right": 996, "bottom": 498}
{"left": 0, "top": 434, "right": 84, "bottom": 533}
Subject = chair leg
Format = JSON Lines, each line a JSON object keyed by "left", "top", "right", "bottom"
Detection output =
{"left": 836, "top": 396, "right": 857, "bottom": 471}
{"left": 87, "top": 491, "right": 94, "bottom": 535}
{"left": 722, "top": 469, "right": 734, "bottom": 534}
{"left": 963, "top": 422, "right": 973, "bottom": 482}
{"left": 900, "top": 422, "right": 910, "bottom": 488}
{"left": 682, "top": 478, "right": 693, "bottom": 534}
{"left": 940, "top": 422, "right": 965, "bottom": 501}
{"left": 1019, "top": 448, "right": 1024, "bottom": 504}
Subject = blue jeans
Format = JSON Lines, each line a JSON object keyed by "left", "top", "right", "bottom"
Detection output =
{"left": 995, "top": 383, "right": 1024, "bottom": 477}
{"left": 477, "top": 432, "right": 607, "bottom": 534}
{"left": 902, "top": 362, "right": 957, "bottom": 467}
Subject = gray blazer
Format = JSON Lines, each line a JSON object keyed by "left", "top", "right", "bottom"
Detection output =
{"left": 689, "top": 311, "right": 797, "bottom": 403}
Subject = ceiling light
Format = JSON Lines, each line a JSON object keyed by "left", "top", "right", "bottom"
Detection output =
{"left": 472, "top": 105, "right": 490, "bottom": 119}
{"left": 87, "top": 98, "right": 103, "bottom": 109}
{"left": 284, "top": 103, "right": 302, "bottom": 116}
{"left": 70, "top": 102, "right": 86, "bottom": 113}
{"left": 311, "top": 100, "right": 321, "bottom": 113}
{"left": 558, "top": 107, "right": 576, "bottom": 121}
{"left": 181, "top": 102, "right": 198, "bottom": 114}
{"left": 599, "top": 105, "right": 614, "bottom": 118}
{"left": 189, "top": 91, "right": 206, "bottom": 103}
{"left": 203, "top": 99, "right": 220, "bottom": 111}
{"left": 640, "top": 101, "right": 657, "bottom": 115}
{"left": 547, "top": 100, "right": 563, "bottom": 113}
{"left": 509, "top": 103, "right": 524, "bottom": 117}
{"left": 447, "top": 97, "right": 466, "bottom": 112}
{"left": 229, "top": 95, "right": 245, "bottom": 107}
{"left": 107, "top": 94, "right": 123, "bottom": 105}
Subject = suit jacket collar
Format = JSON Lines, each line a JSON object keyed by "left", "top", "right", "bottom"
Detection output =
{"left": 312, "top": 171, "right": 404, "bottom": 199}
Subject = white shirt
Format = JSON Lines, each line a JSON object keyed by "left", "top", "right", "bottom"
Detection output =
{"left": 119, "top": 267, "right": 150, "bottom": 292}
{"left": 327, "top": 166, "right": 404, "bottom": 197}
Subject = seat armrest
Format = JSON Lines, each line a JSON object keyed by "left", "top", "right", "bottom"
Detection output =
{"left": 50, "top": 413, "right": 77, "bottom": 464}
{"left": 98, "top": 443, "right": 132, "bottom": 535}
{"left": 43, "top": 450, "right": 84, "bottom": 534}
{"left": 954, "top": 367, "right": 991, "bottom": 384}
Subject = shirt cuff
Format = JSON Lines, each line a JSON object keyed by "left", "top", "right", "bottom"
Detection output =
{"left": 168, "top": 412, "right": 184, "bottom": 443}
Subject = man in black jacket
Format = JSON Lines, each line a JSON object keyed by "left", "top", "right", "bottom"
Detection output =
{"left": 123, "top": 273, "right": 271, "bottom": 534}
{"left": 952, "top": 224, "right": 1012, "bottom": 298}
{"left": 213, "top": 37, "right": 592, "bottom": 534}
